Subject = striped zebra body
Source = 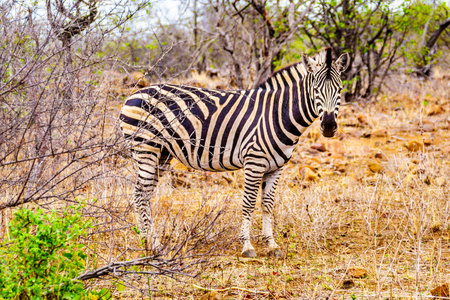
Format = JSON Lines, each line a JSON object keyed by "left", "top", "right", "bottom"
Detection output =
{"left": 120, "top": 48, "right": 349, "bottom": 257}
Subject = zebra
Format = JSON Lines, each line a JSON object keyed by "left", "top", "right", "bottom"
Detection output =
{"left": 119, "top": 48, "right": 349, "bottom": 257}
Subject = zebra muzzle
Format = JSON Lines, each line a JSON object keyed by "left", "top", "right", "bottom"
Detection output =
{"left": 321, "top": 111, "right": 337, "bottom": 138}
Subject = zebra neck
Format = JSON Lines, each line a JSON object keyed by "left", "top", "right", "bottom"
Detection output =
{"left": 261, "top": 68, "right": 318, "bottom": 145}
{"left": 303, "top": 73, "right": 319, "bottom": 119}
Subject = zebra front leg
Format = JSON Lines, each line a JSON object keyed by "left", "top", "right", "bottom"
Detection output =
{"left": 132, "top": 150, "right": 162, "bottom": 251}
{"left": 239, "top": 166, "right": 264, "bottom": 258}
{"left": 261, "top": 168, "right": 283, "bottom": 258}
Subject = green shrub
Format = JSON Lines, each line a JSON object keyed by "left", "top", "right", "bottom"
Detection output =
{"left": 0, "top": 205, "right": 110, "bottom": 299}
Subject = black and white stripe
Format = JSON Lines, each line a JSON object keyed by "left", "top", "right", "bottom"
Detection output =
{"left": 119, "top": 48, "right": 349, "bottom": 256}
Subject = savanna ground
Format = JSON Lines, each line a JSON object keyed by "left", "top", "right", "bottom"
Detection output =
{"left": 2, "top": 68, "right": 449, "bottom": 299}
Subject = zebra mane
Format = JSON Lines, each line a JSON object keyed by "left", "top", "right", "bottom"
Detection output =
{"left": 311, "top": 47, "right": 333, "bottom": 69}
{"left": 258, "top": 48, "right": 334, "bottom": 91}
{"left": 258, "top": 61, "right": 308, "bottom": 91}
{"left": 325, "top": 48, "right": 333, "bottom": 78}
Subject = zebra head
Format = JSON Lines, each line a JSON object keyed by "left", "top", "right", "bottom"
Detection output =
{"left": 302, "top": 48, "right": 350, "bottom": 138}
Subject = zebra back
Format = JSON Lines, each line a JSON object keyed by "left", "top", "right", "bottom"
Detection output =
{"left": 120, "top": 49, "right": 343, "bottom": 172}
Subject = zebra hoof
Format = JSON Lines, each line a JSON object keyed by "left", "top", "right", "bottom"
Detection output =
{"left": 268, "top": 248, "right": 283, "bottom": 258}
{"left": 242, "top": 249, "right": 257, "bottom": 258}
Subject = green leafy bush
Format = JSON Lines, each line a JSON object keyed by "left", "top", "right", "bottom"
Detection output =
{"left": 0, "top": 205, "right": 110, "bottom": 299}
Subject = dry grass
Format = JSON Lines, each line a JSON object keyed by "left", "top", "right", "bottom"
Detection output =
{"left": 1, "top": 69, "right": 449, "bottom": 299}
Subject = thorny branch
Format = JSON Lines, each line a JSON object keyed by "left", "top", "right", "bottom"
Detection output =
{"left": 76, "top": 197, "right": 230, "bottom": 285}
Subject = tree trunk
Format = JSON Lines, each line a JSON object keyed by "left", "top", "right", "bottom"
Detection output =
{"left": 416, "top": 18, "right": 450, "bottom": 77}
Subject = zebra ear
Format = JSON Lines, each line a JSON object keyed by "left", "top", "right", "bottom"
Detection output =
{"left": 335, "top": 53, "right": 350, "bottom": 73}
{"left": 302, "top": 53, "right": 319, "bottom": 74}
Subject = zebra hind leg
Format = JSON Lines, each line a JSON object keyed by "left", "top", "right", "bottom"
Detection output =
{"left": 132, "top": 149, "right": 162, "bottom": 251}
{"left": 261, "top": 169, "right": 283, "bottom": 258}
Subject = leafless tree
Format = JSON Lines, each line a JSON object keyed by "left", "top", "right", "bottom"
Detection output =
{"left": 46, "top": 0, "right": 98, "bottom": 67}
{"left": 198, "top": 0, "right": 314, "bottom": 88}
{"left": 45, "top": 0, "right": 98, "bottom": 99}
{"left": 0, "top": 0, "right": 136, "bottom": 211}
{"left": 0, "top": 1, "right": 230, "bottom": 293}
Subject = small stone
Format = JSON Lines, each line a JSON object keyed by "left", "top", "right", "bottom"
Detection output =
{"left": 406, "top": 140, "right": 423, "bottom": 152}
{"left": 333, "top": 161, "right": 348, "bottom": 173}
{"left": 371, "top": 128, "right": 388, "bottom": 137}
{"left": 347, "top": 267, "right": 368, "bottom": 278}
{"left": 357, "top": 113, "right": 368, "bottom": 124}
{"left": 374, "top": 152, "right": 385, "bottom": 159}
{"left": 423, "top": 138, "right": 433, "bottom": 146}
{"left": 430, "top": 283, "right": 449, "bottom": 297}
{"left": 442, "top": 146, "right": 450, "bottom": 153}
{"left": 361, "top": 131, "right": 371, "bottom": 138}
{"left": 311, "top": 143, "right": 327, "bottom": 152}
{"left": 368, "top": 161, "right": 382, "bottom": 173}
{"left": 342, "top": 279, "right": 355, "bottom": 289}
{"left": 425, "top": 104, "right": 444, "bottom": 116}
{"left": 300, "top": 167, "right": 319, "bottom": 181}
